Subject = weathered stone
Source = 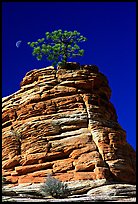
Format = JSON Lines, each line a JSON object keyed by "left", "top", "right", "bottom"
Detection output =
{"left": 15, "top": 162, "right": 53, "bottom": 175}
{"left": 2, "top": 156, "right": 21, "bottom": 169}
{"left": 94, "top": 167, "right": 110, "bottom": 179}
{"left": 69, "top": 144, "right": 97, "bottom": 159}
{"left": 6, "top": 175, "right": 19, "bottom": 184}
{"left": 2, "top": 63, "right": 136, "bottom": 185}
{"left": 81, "top": 64, "right": 99, "bottom": 72}
{"left": 2, "top": 181, "right": 136, "bottom": 202}
{"left": 87, "top": 183, "right": 136, "bottom": 197}
{"left": 73, "top": 171, "right": 96, "bottom": 180}
{"left": 73, "top": 151, "right": 106, "bottom": 172}
{"left": 54, "top": 171, "right": 74, "bottom": 182}
{"left": 53, "top": 158, "right": 74, "bottom": 173}
{"left": 66, "top": 179, "right": 107, "bottom": 194}
{"left": 18, "top": 175, "right": 45, "bottom": 184}
{"left": 58, "top": 62, "right": 80, "bottom": 70}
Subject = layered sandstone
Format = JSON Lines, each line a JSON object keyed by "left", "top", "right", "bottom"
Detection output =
{"left": 2, "top": 62, "right": 136, "bottom": 185}
{"left": 2, "top": 182, "right": 136, "bottom": 202}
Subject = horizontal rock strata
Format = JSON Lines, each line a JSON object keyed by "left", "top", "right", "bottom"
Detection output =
{"left": 2, "top": 63, "right": 136, "bottom": 185}
{"left": 2, "top": 181, "right": 136, "bottom": 202}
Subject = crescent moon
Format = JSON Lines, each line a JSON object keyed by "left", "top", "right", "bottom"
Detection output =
{"left": 16, "top": 40, "right": 22, "bottom": 48}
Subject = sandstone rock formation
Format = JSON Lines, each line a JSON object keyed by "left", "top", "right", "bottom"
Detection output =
{"left": 2, "top": 62, "right": 136, "bottom": 185}
{"left": 2, "top": 181, "right": 136, "bottom": 202}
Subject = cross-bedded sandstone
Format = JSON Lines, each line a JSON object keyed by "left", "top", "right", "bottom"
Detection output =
{"left": 2, "top": 63, "right": 136, "bottom": 185}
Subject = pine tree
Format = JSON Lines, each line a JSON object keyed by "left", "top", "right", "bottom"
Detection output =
{"left": 27, "top": 29, "right": 87, "bottom": 67}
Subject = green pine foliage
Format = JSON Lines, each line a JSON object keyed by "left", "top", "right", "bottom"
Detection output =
{"left": 27, "top": 29, "right": 87, "bottom": 67}
{"left": 40, "top": 174, "right": 70, "bottom": 198}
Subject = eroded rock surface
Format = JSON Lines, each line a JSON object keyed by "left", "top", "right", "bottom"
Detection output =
{"left": 2, "top": 63, "right": 136, "bottom": 185}
{"left": 2, "top": 181, "right": 136, "bottom": 202}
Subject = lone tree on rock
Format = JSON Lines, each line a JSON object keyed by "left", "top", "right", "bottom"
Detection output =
{"left": 27, "top": 29, "right": 87, "bottom": 67}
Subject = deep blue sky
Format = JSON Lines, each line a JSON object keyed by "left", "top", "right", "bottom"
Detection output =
{"left": 2, "top": 2, "right": 136, "bottom": 150}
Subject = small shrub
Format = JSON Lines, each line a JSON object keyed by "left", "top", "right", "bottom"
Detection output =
{"left": 40, "top": 174, "right": 70, "bottom": 198}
